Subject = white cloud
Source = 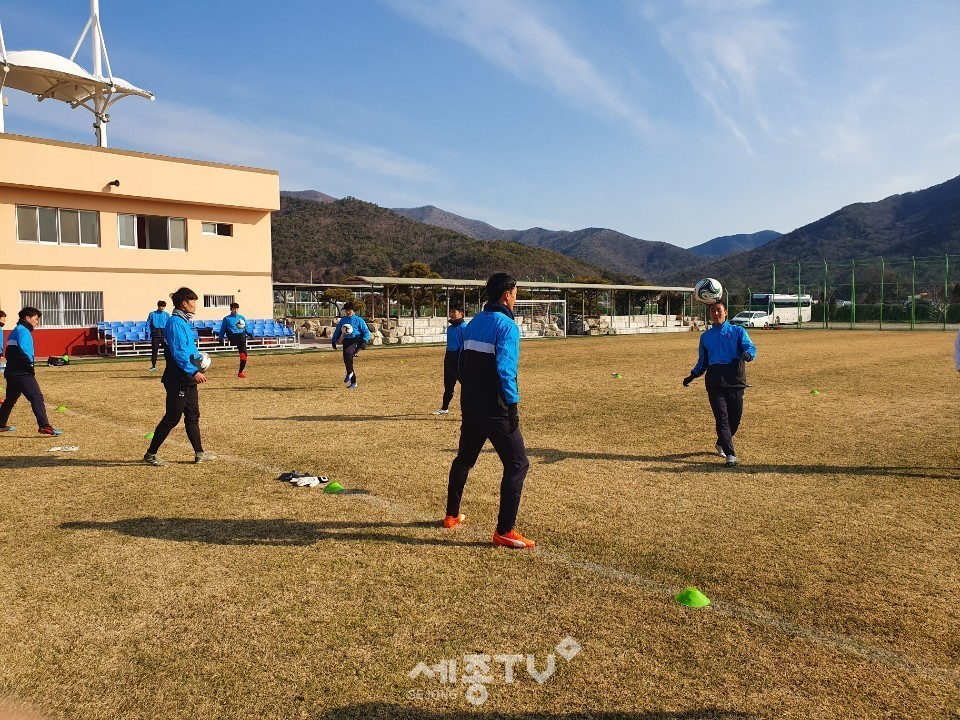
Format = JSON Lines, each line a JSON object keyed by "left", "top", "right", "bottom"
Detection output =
{"left": 643, "top": 0, "right": 797, "bottom": 152}
{"left": 386, "top": 0, "right": 653, "bottom": 134}
{"left": 3, "top": 92, "right": 441, "bottom": 192}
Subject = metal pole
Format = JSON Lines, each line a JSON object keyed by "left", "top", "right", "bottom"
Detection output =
{"left": 945, "top": 255, "right": 949, "bottom": 331}
{"left": 797, "top": 261, "right": 802, "bottom": 328}
{"left": 850, "top": 260, "right": 856, "bottom": 329}
{"left": 879, "top": 258, "right": 884, "bottom": 330}
{"left": 823, "top": 261, "right": 829, "bottom": 329}
{"left": 911, "top": 256, "right": 916, "bottom": 330}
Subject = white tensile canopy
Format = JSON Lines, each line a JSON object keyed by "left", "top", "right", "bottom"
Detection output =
{"left": 0, "top": 0, "right": 154, "bottom": 146}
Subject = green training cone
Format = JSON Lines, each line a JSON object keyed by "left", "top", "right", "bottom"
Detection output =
{"left": 145, "top": 431, "right": 155, "bottom": 439}
{"left": 55, "top": 405, "right": 68, "bottom": 412}
{"left": 810, "top": 389, "right": 821, "bottom": 395}
{"left": 323, "top": 481, "right": 345, "bottom": 494}
{"left": 675, "top": 587, "right": 711, "bottom": 608}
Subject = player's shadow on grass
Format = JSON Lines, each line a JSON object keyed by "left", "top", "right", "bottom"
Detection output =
{"left": 60, "top": 517, "right": 488, "bottom": 547}
{"left": 640, "top": 462, "right": 959, "bottom": 480}
{"left": 258, "top": 414, "right": 436, "bottom": 422}
{"left": 0, "top": 456, "right": 142, "bottom": 469}
{"left": 312, "top": 705, "right": 757, "bottom": 720}
{"left": 206, "top": 386, "right": 326, "bottom": 393}
{"left": 519, "top": 448, "right": 710, "bottom": 465}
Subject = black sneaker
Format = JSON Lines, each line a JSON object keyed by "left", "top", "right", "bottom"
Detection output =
{"left": 143, "top": 452, "right": 167, "bottom": 466}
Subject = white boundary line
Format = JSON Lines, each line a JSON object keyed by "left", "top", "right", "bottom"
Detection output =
{"left": 45, "top": 404, "right": 960, "bottom": 691}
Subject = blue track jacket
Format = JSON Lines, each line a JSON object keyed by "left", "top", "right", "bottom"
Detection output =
{"left": 459, "top": 303, "right": 520, "bottom": 416}
{"left": 4, "top": 321, "right": 36, "bottom": 377}
{"left": 147, "top": 309, "right": 170, "bottom": 333}
{"left": 691, "top": 321, "right": 757, "bottom": 390}
{"left": 164, "top": 314, "right": 201, "bottom": 381}
{"left": 446, "top": 319, "right": 468, "bottom": 353}
{"left": 219, "top": 313, "right": 249, "bottom": 337}
{"left": 332, "top": 316, "right": 371, "bottom": 346}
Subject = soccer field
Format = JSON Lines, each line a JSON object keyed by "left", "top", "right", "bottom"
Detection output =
{"left": 0, "top": 331, "right": 958, "bottom": 719}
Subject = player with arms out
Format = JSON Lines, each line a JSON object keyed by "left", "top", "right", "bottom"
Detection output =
{"left": 0, "top": 307, "right": 63, "bottom": 436}
{"left": 683, "top": 299, "right": 757, "bottom": 467}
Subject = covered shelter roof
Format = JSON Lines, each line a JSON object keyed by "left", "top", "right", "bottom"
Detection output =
{"left": 346, "top": 276, "right": 694, "bottom": 293}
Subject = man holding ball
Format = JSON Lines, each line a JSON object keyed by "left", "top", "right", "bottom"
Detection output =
{"left": 683, "top": 300, "right": 756, "bottom": 467}
{"left": 144, "top": 287, "right": 217, "bottom": 466}
{"left": 331, "top": 301, "right": 371, "bottom": 390}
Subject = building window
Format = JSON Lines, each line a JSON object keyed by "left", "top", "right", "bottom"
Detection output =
{"left": 118, "top": 214, "right": 187, "bottom": 250}
{"left": 16, "top": 205, "right": 99, "bottom": 246}
{"left": 202, "top": 222, "right": 233, "bottom": 236}
{"left": 204, "top": 294, "right": 235, "bottom": 308}
{"left": 21, "top": 291, "right": 104, "bottom": 328}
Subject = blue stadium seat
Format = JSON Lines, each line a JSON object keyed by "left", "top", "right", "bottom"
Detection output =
{"left": 122, "top": 321, "right": 135, "bottom": 328}
{"left": 283, "top": 327, "right": 294, "bottom": 336}
{"left": 204, "top": 320, "right": 217, "bottom": 328}
{"left": 252, "top": 329, "right": 265, "bottom": 338}
{"left": 136, "top": 332, "right": 147, "bottom": 341}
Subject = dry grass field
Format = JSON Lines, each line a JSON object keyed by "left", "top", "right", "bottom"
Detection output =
{"left": 0, "top": 330, "right": 958, "bottom": 720}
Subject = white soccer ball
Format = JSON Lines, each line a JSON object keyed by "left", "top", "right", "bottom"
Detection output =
{"left": 341, "top": 323, "right": 354, "bottom": 335}
{"left": 694, "top": 277, "right": 724, "bottom": 305}
{"left": 198, "top": 352, "right": 212, "bottom": 371}
{"left": 236, "top": 318, "right": 246, "bottom": 330}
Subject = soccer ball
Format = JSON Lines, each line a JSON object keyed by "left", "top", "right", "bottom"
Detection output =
{"left": 341, "top": 323, "right": 354, "bottom": 335}
{"left": 236, "top": 318, "right": 246, "bottom": 330}
{"left": 198, "top": 352, "right": 212, "bottom": 371}
{"left": 694, "top": 278, "right": 724, "bottom": 305}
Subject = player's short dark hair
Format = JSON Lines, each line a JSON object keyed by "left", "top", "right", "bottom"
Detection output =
{"left": 449, "top": 303, "right": 464, "bottom": 314}
{"left": 19, "top": 307, "right": 41, "bottom": 321}
{"left": 712, "top": 300, "right": 727, "bottom": 311}
{"left": 170, "top": 287, "right": 198, "bottom": 309}
{"left": 343, "top": 301, "right": 355, "bottom": 312}
{"left": 485, "top": 272, "right": 517, "bottom": 303}
{"left": 230, "top": 302, "right": 240, "bottom": 310}
{"left": 0, "top": 310, "right": 6, "bottom": 317}
{"left": 157, "top": 300, "right": 167, "bottom": 307}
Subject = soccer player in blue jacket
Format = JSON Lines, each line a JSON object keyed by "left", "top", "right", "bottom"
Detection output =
{"left": 219, "top": 302, "right": 252, "bottom": 378}
{"left": 0, "top": 307, "right": 63, "bottom": 436}
{"left": 434, "top": 304, "right": 467, "bottom": 415}
{"left": 683, "top": 300, "right": 757, "bottom": 466}
{"left": 444, "top": 273, "right": 534, "bottom": 549}
{"left": 331, "top": 301, "right": 371, "bottom": 390}
{"left": 147, "top": 300, "right": 170, "bottom": 372}
{"left": 144, "top": 287, "right": 216, "bottom": 466}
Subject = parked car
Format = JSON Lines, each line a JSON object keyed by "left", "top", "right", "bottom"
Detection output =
{"left": 730, "top": 311, "right": 770, "bottom": 328}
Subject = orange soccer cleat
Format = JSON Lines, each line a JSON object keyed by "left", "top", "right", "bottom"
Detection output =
{"left": 493, "top": 529, "right": 535, "bottom": 549}
{"left": 442, "top": 513, "right": 466, "bottom": 529}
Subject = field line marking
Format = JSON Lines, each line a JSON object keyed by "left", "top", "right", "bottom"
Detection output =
{"left": 49, "top": 404, "right": 960, "bottom": 690}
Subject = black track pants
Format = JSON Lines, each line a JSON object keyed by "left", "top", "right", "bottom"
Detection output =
{"left": 446, "top": 413, "right": 530, "bottom": 535}
{"left": 150, "top": 331, "right": 165, "bottom": 368}
{"left": 0, "top": 374, "right": 51, "bottom": 430}
{"left": 343, "top": 341, "right": 361, "bottom": 383}
{"left": 440, "top": 351, "right": 459, "bottom": 410}
{"left": 708, "top": 387, "right": 744, "bottom": 457}
{"left": 148, "top": 382, "right": 203, "bottom": 454}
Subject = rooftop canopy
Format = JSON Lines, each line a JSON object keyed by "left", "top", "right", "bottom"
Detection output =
{"left": 346, "top": 276, "right": 694, "bottom": 293}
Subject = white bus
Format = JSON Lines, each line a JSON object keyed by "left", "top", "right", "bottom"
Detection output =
{"left": 751, "top": 293, "right": 813, "bottom": 325}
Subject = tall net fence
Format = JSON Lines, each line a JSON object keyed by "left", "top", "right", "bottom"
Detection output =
{"left": 723, "top": 255, "right": 960, "bottom": 329}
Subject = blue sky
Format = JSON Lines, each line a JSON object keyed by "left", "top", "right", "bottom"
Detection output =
{"left": 2, "top": 0, "right": 959, "bottom": 247}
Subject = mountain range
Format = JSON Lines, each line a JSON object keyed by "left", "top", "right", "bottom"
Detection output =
{"left": 272, "top": 195, "right": 631, "bottom": 284}
{"left": 281, "top": 172, "right": 960, "bottom": 288}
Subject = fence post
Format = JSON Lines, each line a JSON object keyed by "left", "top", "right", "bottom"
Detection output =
{"left": 945, "top": 255, "right": 949, "bottom": 330}
{"left": 879, "top": 258, "right": 884, "bottom": 330}
{"left": 797, "top": 261, "right": 802, "bottom": 328}
{"left": 850, "top": 260, "right": 856, "bottom": 329}
{"left": 911, "top": 256, "right": 916, "bottom": 330}
{"left": 823, "top": 261, "right": 828, "bottom": 329}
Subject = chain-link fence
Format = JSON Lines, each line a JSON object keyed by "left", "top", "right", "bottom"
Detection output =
{"left": 722, "top": 255, "right": 960, "bottom": 329}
